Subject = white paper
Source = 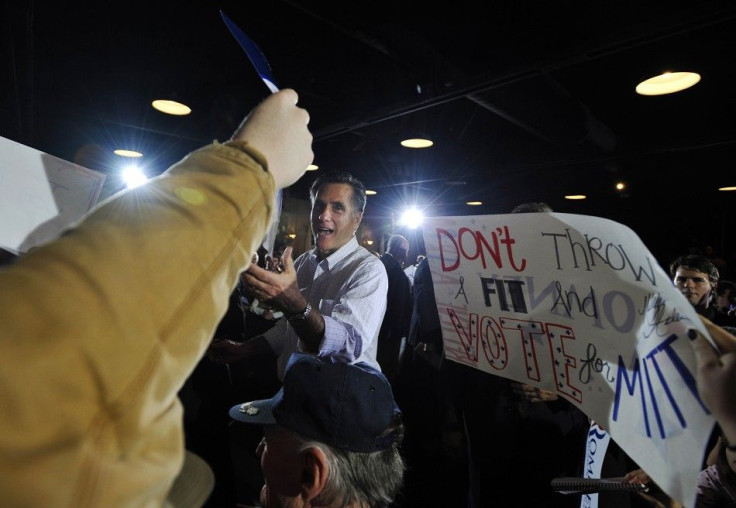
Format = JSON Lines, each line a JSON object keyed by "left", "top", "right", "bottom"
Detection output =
{"left": 0, "top": 136, "right": 106, "bottom": 253}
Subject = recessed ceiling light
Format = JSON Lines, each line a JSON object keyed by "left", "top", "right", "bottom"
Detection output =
{"left": 114, "top": 149, "right": 143, "bottom": 158}
{"left": 152, "top": 99, "right": 192, "bottom": 115}
{"left": 366, "top": 189, "right": 377, "bottom": 195}
{"left": 307, "top": 164, "right": 318, "bottom": 171}
{"left": 718, "top": 186, "right": 736, "bottom": 191}
{"left": 635, "top": 71, "right": 701, "bottom": 96}
{"left": 564, "top": 194, "right": 587, "bottom": 200}
{"left": 466, "top": 201, "right": 482, "bottom": 206}
{"left": 615, "top": 182, "right": 626, "bottom": 191}
{"left": 400, "top": 138, "right": 433, "bottom": 148}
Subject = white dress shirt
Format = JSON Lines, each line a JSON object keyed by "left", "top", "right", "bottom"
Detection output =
{"left": 404, "top": 263, "right": 417, "bottom": 286}
{"left": 264, "top": 236, "right": 389, "bottom": 379}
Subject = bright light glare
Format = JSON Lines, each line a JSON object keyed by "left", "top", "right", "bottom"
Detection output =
{"left": 152, "top": 99, "right": 192, "bottom": 115}
{"left": 114, "top": 149, "right": 143, "bottom": 158}
{"left": 399, "top": 208, "right": 424, "bottom": 229}
{"left": 635, "top": 72, "right": 700, "bottom": 96}
{"left": 400, "top": 138, "right": 434, "bottom": 148}
{"left": 122, "top": 165, "right": 148, "bottom": 189}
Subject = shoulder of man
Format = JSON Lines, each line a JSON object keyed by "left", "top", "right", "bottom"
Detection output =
{"left": 415, "top": 256, "right": 431, "bottom": 275}
{"left": 361, "top": 248, "right": 389, "bottom": 276}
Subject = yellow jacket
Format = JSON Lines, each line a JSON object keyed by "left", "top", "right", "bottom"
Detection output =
{"left": 0, "top": 142, "right": 275, "bottom": 507}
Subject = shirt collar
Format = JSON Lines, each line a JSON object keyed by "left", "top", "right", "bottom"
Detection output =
{"left": 312, "top": 236, "right": 360, "bottom": 268}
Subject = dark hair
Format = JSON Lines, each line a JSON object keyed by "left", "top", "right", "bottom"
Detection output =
{"left": 309, "top": 172, "right": 367, "bottom": 214}
{"left": 717, "top": 280, "right": 736, "bottom": 296}
{"left": 510, "top": 202, "right": 553, "bottom": 214}
{"left": 669, "top": 254, "right": 720, "bottom": 283}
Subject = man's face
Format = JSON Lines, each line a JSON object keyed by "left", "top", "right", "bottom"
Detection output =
{"left": 673, "top": 267, "right": 716, "bottom": 309}
{"left": 256, "top": 426, "right": 304, "bottom": 508}
{"left": 311, "top": 183, "right": 362, "bottom": 259}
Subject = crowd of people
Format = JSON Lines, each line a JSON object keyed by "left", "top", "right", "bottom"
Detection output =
{"left": 2, "top": 88, "right": 736, "bottom": 508}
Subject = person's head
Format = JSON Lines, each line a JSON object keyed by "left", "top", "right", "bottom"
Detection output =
{"left": 715, "top": 280, "right": 736, "bottom": 312}
{"left": 669, "top": 254, "right": 720, "bottom": 311}
{"left": 385, "top": 234, "right": 410, "bottom": 265}
{"left": 230, "top": 353, "right": 405, "bottom": 508}
{"left": 309, "top": 172, "right": 366, "bottom": 260}
{"left": 510, "top": 202, "right": 553, "bottom": 214}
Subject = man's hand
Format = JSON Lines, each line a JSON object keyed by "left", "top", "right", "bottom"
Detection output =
{"left": 207, "top": 336, "right": 276, "bottom": 366}
{"left": 690, "top": 319, "right": 736, "bottom": 427}
{"left": 243, "top": 247, "right": 305, "bottom": 316}
{"left": 698, "top": 315, "right": 736, "bottom": 353}
{"left": 510, "top": 382, "right": 559, "bottom": 402}
{"left": 207, "top": 339, "right": 246, "bottom": 364}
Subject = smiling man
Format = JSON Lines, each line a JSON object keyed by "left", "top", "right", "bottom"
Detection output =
{"left": 208, "top": 171, "right": 388, "bottom": 380}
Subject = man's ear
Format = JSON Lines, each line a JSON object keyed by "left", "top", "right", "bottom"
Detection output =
{"left": 300, "top": 446, "right": 329, "bottom": 501}
{"left": 353, "top": 211, "right": 363, "bottom": 230}
{"left": 709, "top": 281, "right": 718, "bottom": 301}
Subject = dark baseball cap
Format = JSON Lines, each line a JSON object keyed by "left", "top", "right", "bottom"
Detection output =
{"left": 229, "top": 352, "right": 401, "bottom": 453}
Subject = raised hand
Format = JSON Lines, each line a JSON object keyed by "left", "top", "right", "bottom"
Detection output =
{"left": 231, "top": 89, "right": 313, "bottom": 189}
{"left": 689, "top": 319, "right": 736, "bottom": 427}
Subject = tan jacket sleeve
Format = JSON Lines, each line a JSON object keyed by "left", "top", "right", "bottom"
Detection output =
{"left": 0, "top": 142, "right": 275, "bottom": 507}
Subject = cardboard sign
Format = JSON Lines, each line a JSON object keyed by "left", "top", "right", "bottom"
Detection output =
{"left": 422, "top": 212, "right": 716, "bottom": 508}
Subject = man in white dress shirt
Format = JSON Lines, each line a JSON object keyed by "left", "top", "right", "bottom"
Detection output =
{"left": 208, "top": 172, "right": 388, "bottom": 380}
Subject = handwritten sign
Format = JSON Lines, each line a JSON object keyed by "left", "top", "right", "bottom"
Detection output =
{"left": 0, "top": 136, "right": 106, "bottom": 253}
{"left": 421, "top": 212, "right": 716, "bottom": 508}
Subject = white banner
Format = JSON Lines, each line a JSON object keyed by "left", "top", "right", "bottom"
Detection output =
{"left": 421, "top": 212, "right": 716, "bottom": 508}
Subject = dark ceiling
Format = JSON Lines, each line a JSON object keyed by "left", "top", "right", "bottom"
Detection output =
{"left": 3, "top": 0, "right": 736, "bottom": 270}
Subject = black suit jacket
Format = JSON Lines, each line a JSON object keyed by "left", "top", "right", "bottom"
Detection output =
{"left": 407, "top": 256, "right": 442, "bottom": 349}
{"left": 379, "top": 252, "right": 413, "bottom": 342}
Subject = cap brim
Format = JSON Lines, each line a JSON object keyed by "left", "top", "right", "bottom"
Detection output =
{"left": 166, "top": 451, "right": 215, "bottom": 507}
{"left": 229, "top": 398, "right": 278, "bottom": 425}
